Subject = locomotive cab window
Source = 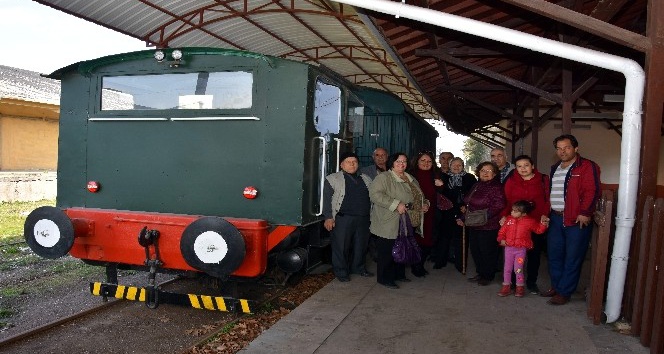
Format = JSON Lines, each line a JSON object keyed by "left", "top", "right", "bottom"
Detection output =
{"left": 347, "top": 97, "right": 364, "bottom": 138}
{"left": 100, "top": 72, "right": 253, "bottom": 111}
{"left": 313, "top": 80, "right": 341, "bottom": 135}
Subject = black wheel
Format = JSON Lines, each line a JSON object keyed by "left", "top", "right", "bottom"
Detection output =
{"left": 23, "top": 206, "right": 75, "bottom": 259}
{"left": 180, "top": 217, "right": 246, "bottom": 278}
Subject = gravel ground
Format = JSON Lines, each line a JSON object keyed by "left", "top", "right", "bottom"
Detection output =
{"left": 0, "top": 200, "right": 334, "bottom": 352}
{"left": 0, "top": 250, "right": 150, "bottom": 340}
{"left": 0, "top": 245, "right": 333, "bottom": 353}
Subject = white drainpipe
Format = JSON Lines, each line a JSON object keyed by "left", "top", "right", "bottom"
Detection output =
{"left": 331, "top": 0, "right": 645, "bottom": 323}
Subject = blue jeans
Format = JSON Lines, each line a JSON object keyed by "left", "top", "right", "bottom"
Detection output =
{"left": 547, "top": 212, "right": 592, "bottom": 297}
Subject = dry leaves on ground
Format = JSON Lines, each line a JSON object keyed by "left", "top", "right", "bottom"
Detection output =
{"left": 187, "top": 273, "right": 334, "bottom": 354}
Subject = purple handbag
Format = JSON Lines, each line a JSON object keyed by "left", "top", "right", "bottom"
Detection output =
{"left": 392, "top": 213, "right": 422, "bottom": 264}
{"left": 437, "top": 193, "right": 453, "bottom": 211}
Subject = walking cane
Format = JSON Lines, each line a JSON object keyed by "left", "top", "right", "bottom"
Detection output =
{"left": 462, "top": 225, "right": 466, "bottom": 275}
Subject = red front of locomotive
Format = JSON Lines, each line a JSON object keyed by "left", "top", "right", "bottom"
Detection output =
{"left": 25, "top": 206, "right": 297, "bottom": 279}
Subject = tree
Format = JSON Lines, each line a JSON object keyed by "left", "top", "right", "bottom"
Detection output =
{"left": 463, "top": 139, "right": 491, "bottom": 171}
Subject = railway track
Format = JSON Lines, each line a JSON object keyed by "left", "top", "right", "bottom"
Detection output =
{"left": 0, "top": 297, "right": 124, "bottom": 348}
{"left": 0, "top": 275, "right": 299, "bottom": 354}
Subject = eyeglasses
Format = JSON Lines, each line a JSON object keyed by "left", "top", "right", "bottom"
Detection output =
{"left": 395, "top": 160, "right": 408, "bottom": 164}
{"left": 480, "top": 169, "right": 495, "bottom": 173}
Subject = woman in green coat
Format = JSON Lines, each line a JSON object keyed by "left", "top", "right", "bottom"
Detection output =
{"left": 369, "top": 152, "right": 429, "bottom": 289}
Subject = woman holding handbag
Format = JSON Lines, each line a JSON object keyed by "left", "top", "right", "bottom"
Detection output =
{"left": 369, "top": 152, "right": 429, "bottom": 289}
{"left": 463, "top": 161, "right": 506, "bottom": 286}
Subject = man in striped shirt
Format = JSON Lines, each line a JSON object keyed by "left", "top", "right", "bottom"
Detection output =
{"left": 541, "top": 134, "right": 601, "bottom": 305}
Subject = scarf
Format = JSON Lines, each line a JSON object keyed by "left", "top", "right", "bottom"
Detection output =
{"left": 403, "top": 176, "right": 424, "bottom": 228}
{"left": 448, "top": 171, "right": 467, "bottom": 188}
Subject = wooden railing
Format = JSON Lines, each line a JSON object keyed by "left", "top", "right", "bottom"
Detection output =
{"left": 630, "top": 196, "right": 664, "bottom": 353}
{"left": 588, "top": 190, "right": 664, "bottom": 353}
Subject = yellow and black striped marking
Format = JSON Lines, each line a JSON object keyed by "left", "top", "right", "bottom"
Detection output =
{"left": 187, "top": 294, "right": 253, "bottom": 313}
{"left": 91, "top": 282, "right": 146, "bottom": 301}
{"left": 90, "top": 282, "right": 255, "bottom": 313}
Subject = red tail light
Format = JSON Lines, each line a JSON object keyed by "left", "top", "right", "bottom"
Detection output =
{"left": 243, "top": 186, "right": 258, "bottom": 199}
{"left": 87, "top": 181, "right": 100, "bottom": 193}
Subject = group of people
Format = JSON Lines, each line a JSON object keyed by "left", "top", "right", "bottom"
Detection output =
{"left": 322, "top": 134, "right": 601, "bottom": 306}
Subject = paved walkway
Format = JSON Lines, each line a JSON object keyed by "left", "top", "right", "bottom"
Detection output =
{"left": 241, "top": 259, "right": 647, "bottom": 354}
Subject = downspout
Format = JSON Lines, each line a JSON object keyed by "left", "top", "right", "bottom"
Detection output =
{"left": 330, "top": 0, "right": 644, "bottom": 323}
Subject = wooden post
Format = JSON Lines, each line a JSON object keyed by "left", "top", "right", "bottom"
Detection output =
{"left": 629, "top": 196, "right": 654, "bottom": 334}
{"left": 561, "top": 67, "right": 572, "bottom": 134}
{"left": 628, "top": 0, "right": 664, "bottom": 331}
{"left": 531, "top": 91, "right": 540, "bottom": 164}
{"left": 639, "top": 198, "right": 664, "bottom": 347}
{"left": 650, "top": 199, "right": 664, "bottom": 353}
{"left": 638, "top": 0, "right": 664, "bottom": 206}
{"left": 587, "top": 190, "right": 614, "bottom": 324}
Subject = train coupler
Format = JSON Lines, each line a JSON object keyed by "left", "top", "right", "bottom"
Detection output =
{"left": 145, "top": 285, "right": 159, "bottom": 309}
{"left": 138, "top": 227, "right": 163, "bottom": 266}
{"left": 89, "top": 282, "right": 256, "bottom": 313}
{"left": 145, "top": 260, "right": 161, "bottom": 309}
{"left": 138, "top": 226, "right": 164, "bottom": 309}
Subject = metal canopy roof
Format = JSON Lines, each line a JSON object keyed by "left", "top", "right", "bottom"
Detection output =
{"left": 34, "top": 0, "right": 649, "bottom": 145}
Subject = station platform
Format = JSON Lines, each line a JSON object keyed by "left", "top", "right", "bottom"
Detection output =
{"left": 241, "top": 260, "right": 647, "bottom": 354}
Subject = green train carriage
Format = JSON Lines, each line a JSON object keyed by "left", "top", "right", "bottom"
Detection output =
{"left": 351, "top": 86, "right": 437, "bottom": 166}
{"left": 23, "top": 48, "right": 436, "bottom": 309}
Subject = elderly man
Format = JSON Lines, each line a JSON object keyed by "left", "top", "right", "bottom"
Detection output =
{"left": 323, "top": 152, "right": 374, "bottom": 282}
{"left": 360, "top": 147, "right": 388, "bottom": 180}
{"left": 490, "top": 147, "right": 514, "bottom": 183}
{"left": 542, "top": 134, "right": 601, "bottom": 305}
{"left": 438, "top": 151, "right": 454, "bottom": 174}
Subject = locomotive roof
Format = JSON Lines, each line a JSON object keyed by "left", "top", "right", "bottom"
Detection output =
{"left": 47, "top": 47, "right": 278, "bottom": 79}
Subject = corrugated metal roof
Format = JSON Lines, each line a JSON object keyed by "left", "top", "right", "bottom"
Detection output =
{"left": 0, "top": 65, "right": 60, "bottom": 105}
{"left": 32, "top": 0, "right": 650, "bottom": 144}
{"left": 35, "top": 0, "right": 435, "bottom": 119}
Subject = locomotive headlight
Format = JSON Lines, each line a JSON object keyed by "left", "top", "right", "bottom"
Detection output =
{"left": 87, "top": 181, "right": 100, "bottom": 193}
{"left": 243, "top": 186, "right": 258, "bottom": 199}
{"left": 154, "top": 50, "right": 165, "bottom": 62}
{"left": 171, "top": 49, "right": 183, "bottom": 60}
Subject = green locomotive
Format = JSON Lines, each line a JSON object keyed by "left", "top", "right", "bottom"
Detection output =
{"left": 23, "top": 48, "right": 436, "bottom": 310}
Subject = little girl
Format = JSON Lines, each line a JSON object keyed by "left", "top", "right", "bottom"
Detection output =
{"left": 497, "top": 200, "right": 549, "bottom": 297}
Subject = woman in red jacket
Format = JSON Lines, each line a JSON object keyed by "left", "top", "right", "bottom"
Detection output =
{"left": 500, "top": 155, "right": 550, "bottom": 294}
{"left": 497, "top": 200, "right": 549, "bottom": 297}
{"left": 409, "top": 151, "right": 444, "bottom": 277}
